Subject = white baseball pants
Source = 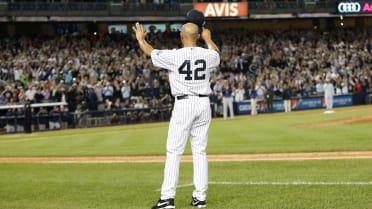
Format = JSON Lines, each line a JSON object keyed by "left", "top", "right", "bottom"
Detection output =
{"left": 284, "top": 100, "right": 291, "bottom": 112}
{"left": 222, "top": 96, "right": 234, "bottom": 119}
{"left": 251, "top": 98, "right": 257, "bottom": 115}
{"left": 161, "top": 96, "right": 211, "bottom": 201}
{"left": 325, "top": 96, "right": 333, "bottom": 110}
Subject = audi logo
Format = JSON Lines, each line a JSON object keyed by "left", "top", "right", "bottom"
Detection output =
{"left": 338, "top": 2, "right": 361, "bottom": 13}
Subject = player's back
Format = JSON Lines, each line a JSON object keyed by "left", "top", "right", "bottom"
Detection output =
{"left": 151, "top": 47, "right": 219, "bottom": 96}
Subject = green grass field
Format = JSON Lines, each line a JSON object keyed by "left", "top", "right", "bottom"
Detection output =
{"left": 0, "top": 105, "right": 372, "bottom": 209}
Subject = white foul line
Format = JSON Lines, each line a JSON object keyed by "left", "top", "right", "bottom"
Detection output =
{"left": 156, "top": 181, "right": 372, "bottom": 190}
{"left": 207, "top": 181, "right": 372, "bottom": 186}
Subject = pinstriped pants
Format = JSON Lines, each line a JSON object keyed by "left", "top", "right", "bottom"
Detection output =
{"left": 325, "top": 96, "right": 333, "bottom": 110}
{"left": 160, "top": 96, "right": 211, "bottom": 201}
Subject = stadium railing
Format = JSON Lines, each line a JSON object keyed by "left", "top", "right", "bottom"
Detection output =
{"left": 74, "top": 106, "right": 172, "bottom": 128}
{"left": 0, "top": 105, "right": 172, "bottom": 134}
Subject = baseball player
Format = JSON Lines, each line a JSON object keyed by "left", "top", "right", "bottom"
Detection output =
{"left": 324, "top": 78, "right": 334, "bottom": 113}
{"left": 134, "top": 15, "right": 219, "bottom": 209}
{"left": 186, "top": 9, "right": 205, "bottom": 34}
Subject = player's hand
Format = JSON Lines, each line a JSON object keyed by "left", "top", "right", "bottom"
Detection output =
{"left": 201, "top": 28, "right": 212, "bottom": 41}
{"left": 134, "top": 22, "right": 147, "bottom": 42}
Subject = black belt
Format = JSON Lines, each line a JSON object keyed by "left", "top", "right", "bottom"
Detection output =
{"left": 176, "top": 95, "right": 209, "bottom": 100}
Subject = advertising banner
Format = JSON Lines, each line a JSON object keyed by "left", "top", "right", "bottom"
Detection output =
{"left": 292, "top": 97, "right": 323, "bottom": 110}
{"left": 333, "top": 95, "right": 354, "bottom": 107}
{"left": 337, "top": 1, "right": 372, "bottom": 14}
{"left": 273, "top": 100, "right": 285, "bottom": 112}
{"left": 235, "top": 94, "right": 354, "bottom": 115}
{"left": 235, "top": 100, "right": 251, "bottom": 115}
{"left": 193, "top": 2, "right": 249, "bottom": 17}
{"left": 235, "top": 100, "right": 284, "bottom": 114}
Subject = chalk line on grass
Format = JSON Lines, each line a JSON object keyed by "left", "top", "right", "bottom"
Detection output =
{"left": 208, "top": 181, "right": 372, "bottom": 186}
{"left": 156, "top": 181, "right": 372, "bottom": 191}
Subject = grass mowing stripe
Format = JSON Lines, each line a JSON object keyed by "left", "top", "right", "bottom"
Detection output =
{"left": 173, "top": 181, "right": 372, "bottom": 190}
{"left": 1, "top": 160, "right": 372, "bottom": 209}
{"left": 0, "top": 105, "right": 371, "bottom": 157}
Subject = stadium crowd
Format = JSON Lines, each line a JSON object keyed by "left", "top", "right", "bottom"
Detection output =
{"left": 0, "top": 25, "right": 371, "bottom": 127}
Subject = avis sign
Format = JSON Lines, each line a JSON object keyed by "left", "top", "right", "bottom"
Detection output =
{"left": 338, "top": 1, "right": 372, "bottom": 14}
{"left": 193, "top": 2, "right": 248, "bottom": 17}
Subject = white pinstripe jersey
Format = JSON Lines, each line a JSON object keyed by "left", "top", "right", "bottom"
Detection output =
{"left": 151, "top": 47, "right": 220, "bottom": 96}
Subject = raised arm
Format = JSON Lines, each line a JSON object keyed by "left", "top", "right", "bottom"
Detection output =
{"left": 134, "top": 22, "right": 154, "bottom": 56}
{"left": 201, "top": 28, "right": 219, "bottom": 52}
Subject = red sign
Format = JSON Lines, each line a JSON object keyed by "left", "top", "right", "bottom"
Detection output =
{"left": 363, "top": 2, "right": 372, "bottom": 12}
{"left": 193, "top": 2, "right": 249, "bottom": 17}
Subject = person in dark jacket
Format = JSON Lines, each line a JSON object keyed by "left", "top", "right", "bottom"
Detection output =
{"left": 265, "top": 84, "right": 274, "bottom": 113}
{"left": 282, "top": 82, "right": 292, "bottom": 113}
{"left": 37, "top": 107, "right": 49, "bottom": 130}
{"left": 49, "top": 106, "right": 61, "bottom": 130}
{"left": 24, "top": 100, "right": 32, "bottom": 133}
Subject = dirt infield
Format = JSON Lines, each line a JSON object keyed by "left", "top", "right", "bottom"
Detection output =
{"left": 298, "top": 115, "right": 372, "bottom": 127}
{"left": 1, "top": 151, "right": 372, "bottom": 163}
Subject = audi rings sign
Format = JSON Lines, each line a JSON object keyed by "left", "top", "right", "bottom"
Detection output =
{"left": 337, "top": 1, "right": 372, "bottom": 14}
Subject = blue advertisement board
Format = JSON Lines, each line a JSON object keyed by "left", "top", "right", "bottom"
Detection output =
{"left": 235, "top": 94, "right": 354, "bottom": 115}
{"left": 235, "top": 100, "right": 251, "bottom": 115}
{"left": 273, "top": 100, "right": 285, "bottom": 112}
{"left": 333, "top": 95, "right": 353, "bottom": 107}
{"left": 292, "top": 97, "right": 323, "bottom": 110}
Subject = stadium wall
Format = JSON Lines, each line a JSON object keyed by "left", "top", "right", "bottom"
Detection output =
{"left": 235, "top": 94, "right": 356, "bottom": 115}
{"left": 0, "top": 16, "right": 370, "bottom": 37}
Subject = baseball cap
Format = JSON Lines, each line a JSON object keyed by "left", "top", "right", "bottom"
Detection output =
{"left": 186, "top": 9, "right": 205, "bottom": 33}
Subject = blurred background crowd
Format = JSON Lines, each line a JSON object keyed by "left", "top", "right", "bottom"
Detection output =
{"left": 0, "top": 26, "right": 371, "bottom": 121}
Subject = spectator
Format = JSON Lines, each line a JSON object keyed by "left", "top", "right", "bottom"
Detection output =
{"left": 152, "top": 79, "right": 161, "bottom": 99}
{"left": 85, "top": 85, "right": 98, "bottom": 111}
{"left": 250, "top": 85, "right": 258, "bottom": 116}
{"left": 74, "top": 104, "right": 84, "bottom": 128}
{"left": 2, "top": 86, "right": 13, "bottom": 104}
{"left": 221, "top": 81, "right": 234, "bottom": 120}
{"left": 121, "top": 80, "right": 131, "bottom": 102}
{"left": 49, "top": 106, "right": 61, "bottom": 130}
{"left": 37, "top": 107, "right": 49, "bottom": 131}
{"left": 102, "top": 81, "right": 114, "bottom": 102}
{"left": 25, "top": 85, "right": 37, "bottom": 102}
{"left": 142, "top": 82, "right": 153, "bottom": 101}
{"left": 111, "top": 98, "right": 122, "bottom": 110}
{"left": 256, "top": 81, "right": 266, "bottom": 101}
{"left": 0, "top": 26, "right": 370, "bottom": 124}
{"left": 282, "top": 82, "right": 292, "bottom": 113}
{"left": 15, "top": 108, "right": 25, "bottom": 133}
{"left": 265, "top": 83, "right": 274, "bottom": 113}
{"left": 234, "top": 81, "right": 245, "bottom": 102}
{"left": 105, "top": 98, "right": 113, "bottom": 110}
{"left": 5, "top": 109, "right": 16, "bottom": 133}
{"left": 34, "top": 88, "right": 44, "bottom": 103}
{"left": 60, "top": 106, "right": 69, "bottom": 129}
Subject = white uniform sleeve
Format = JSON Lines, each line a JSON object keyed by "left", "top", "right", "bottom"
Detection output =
{"left": 151, "top": 49, "right": 175, "bottom": 71}
{"left": 209, "top": 50, "right": 220, "bottom": 71}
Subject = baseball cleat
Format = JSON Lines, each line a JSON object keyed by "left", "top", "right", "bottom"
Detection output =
{"left": 190, "top": 197, "right": 206, "bottom": 208}
{"left": 151, "top": 198, "right": 175, "bottom": 209}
